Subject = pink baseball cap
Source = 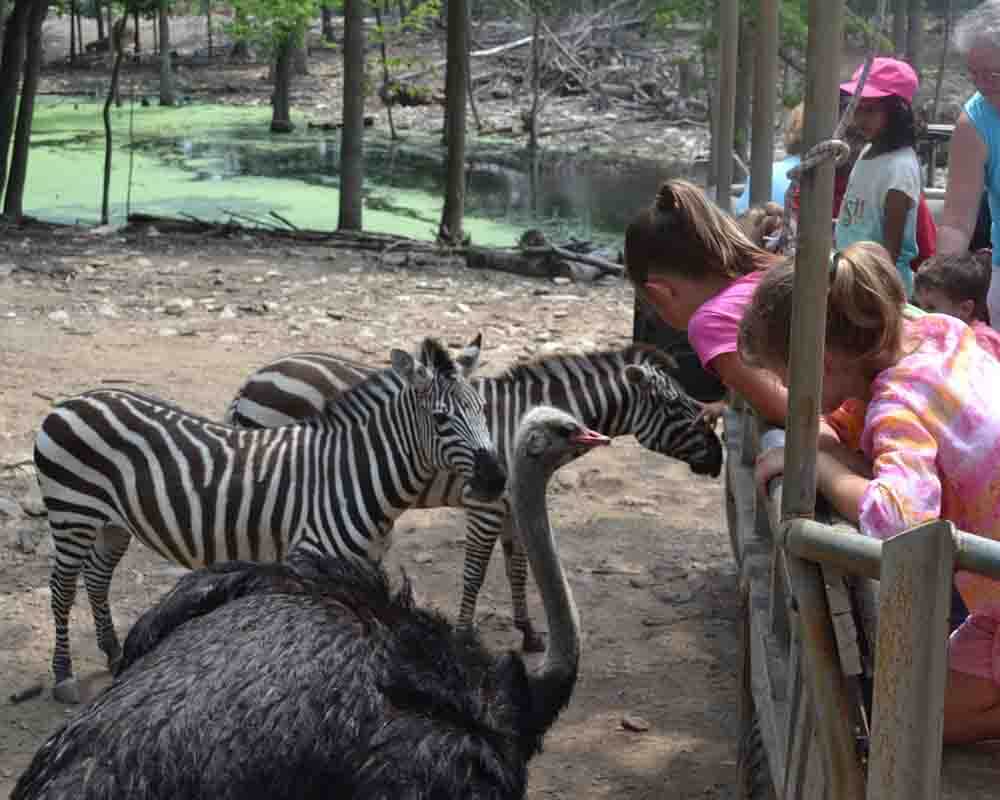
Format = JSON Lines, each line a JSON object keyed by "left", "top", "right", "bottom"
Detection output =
{"left": 839, "top": 57, "right": 918, "bottom": 104}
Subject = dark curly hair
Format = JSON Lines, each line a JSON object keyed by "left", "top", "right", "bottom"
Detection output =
{"left": 868, "top": 94, "right": 917, "bottom": 155}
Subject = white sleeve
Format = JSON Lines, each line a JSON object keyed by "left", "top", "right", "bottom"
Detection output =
{"left": 884, "top": 149, "right": 922, "bottom": 205}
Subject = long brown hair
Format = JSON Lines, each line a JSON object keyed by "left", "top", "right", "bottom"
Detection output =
{"left": 738, "top": 241, "right": 907, "bottom": 370}
{"left": 624, "top": 179, "right": 779, "bottom": 288}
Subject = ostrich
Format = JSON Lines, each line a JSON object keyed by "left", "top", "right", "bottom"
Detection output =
{"left": 12, "top": 407, "right": 610, "bottom": 800}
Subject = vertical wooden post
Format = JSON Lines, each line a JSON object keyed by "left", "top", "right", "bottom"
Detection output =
{"left": 866, "top": 520, "right": 953, "bottom": 800}
{"left": 750, "top": 0, "right": 779, "bottom": 207}
{"left": 716, "top": 0, "right": 738, "bottom": 211}
{"left": 778, "top": 0, "right": 867, "bottom": 797}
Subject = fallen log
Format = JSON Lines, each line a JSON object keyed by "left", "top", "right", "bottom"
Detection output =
{"left": 522, "top": 244, "right": 624, "bottom": 276}
{"left": 465, "top": 246, "right": 565, "bottom": 279}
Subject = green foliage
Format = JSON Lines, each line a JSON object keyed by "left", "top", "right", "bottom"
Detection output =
{"left": 370, "top": 0, "right": 440, "bottom": 45}
{"left": 228, "top": 0, "right": 319, "bottom": 54}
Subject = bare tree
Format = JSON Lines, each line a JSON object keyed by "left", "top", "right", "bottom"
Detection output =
{"left": 159, "top": 0, "right": 176, "bottom": 105}
{"left": 373, "top": 0, "right": 397, "bottom": 140}
{"left": 932, "top": 0, "right": 954, "bottom": 122}
{"left": 734, "top": 16, "right": 753, "bottom": 163}
{"left": 102, "top": 17, "right": 127, "bottom": 225}
{"left": 293, "top": 43, "right": 308, "bottom": 76}
{"left": 893, "top": 0, "right": 906, "bottom": 55}
{"left": 906, "top": 0, "right": 923, "bottom": 75}
{"left": 271, "top": 42, "right": 294, "bottom": 131}
{"left": 438, "top": 0, "right": 468, "bottom": 243}
{"left": 526, "top": 9, "right": 542, "bottom": 151}
{"left": 0, "top": 0, "right": 30, "bottom": 201}
{"left": 321, "top": 5, "right": 336, "bottom": 42}
{"left": 339, "top": 0, "right": 365, "bottom": 230}
{"left": 3, "top": 0, "right": 47, "bottom": 219}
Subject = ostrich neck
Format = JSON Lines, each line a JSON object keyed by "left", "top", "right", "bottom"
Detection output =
{"left": 511, "top": 459, "right": 580, "bottom": 682}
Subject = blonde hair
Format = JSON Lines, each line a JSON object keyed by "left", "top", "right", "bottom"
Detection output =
{"left": 784, "top": 104, "right": 805, "bottom": 156}
{"left": 738, "top": 241, "right": 907, "bottom": 370}
{"left": 624, "top": 179, "right": 780, "bottom": 288}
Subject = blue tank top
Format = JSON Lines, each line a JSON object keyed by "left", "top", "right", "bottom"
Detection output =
{"left": 964, "top": 93, "right": 1000, "bottom": 265}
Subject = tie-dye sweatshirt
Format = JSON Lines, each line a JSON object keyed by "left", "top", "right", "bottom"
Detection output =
{"left": 859, "top": 313, "right": 1000, "bottom": 612}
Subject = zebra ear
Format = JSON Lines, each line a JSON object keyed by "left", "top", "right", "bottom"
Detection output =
{"left": 390, "top": 348, "right": 415, "bottom": 380}
{"left": 391, "top": 348, "right": 434, "bottom": 393}
{"left": 455, "top": 333, "right": 483, "bottom": 377}
{"left": 623, "top": 364, "right": 651, "bottom": 387}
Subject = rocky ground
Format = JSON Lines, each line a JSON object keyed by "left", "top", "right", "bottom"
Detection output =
{"left": 0, "top": 221, "right": 738, "bottom": 798}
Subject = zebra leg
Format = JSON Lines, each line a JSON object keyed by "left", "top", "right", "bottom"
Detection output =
{"left": 50, "top": 530, "right": 97, "bottom": 704}
{"left": 82, "top": 527, "right": 131, "bottom": 674}
{"left": 501, "top": 522, "right": 545, "bottom": 653}
{"left": 457, "top": 506, "right": 506, "bottom": 634}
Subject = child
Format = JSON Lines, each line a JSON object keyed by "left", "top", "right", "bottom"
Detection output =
{"left": 741, "top": 240, "right": 1000, "bottom": 745}
{"left": 733, "top": 104, "right": 804, "bottom": 214}
{"left": 625, "top": 179, "right": 788, "bottom": 428}
{"left": 625, "top": 179, "right": 855, "bottom": 438}
{"left": 915, "top": 252, "right": 1000, "bottom": 360}
{"left": 835, "top": 58, "right": 923, "bottom": 297}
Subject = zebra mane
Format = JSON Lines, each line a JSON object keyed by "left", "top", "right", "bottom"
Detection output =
{"left": 498, "top": 343, "right": 677, "bottom": 382}
{"left": 419, "top": 338, "right": 458, "bottom": 379}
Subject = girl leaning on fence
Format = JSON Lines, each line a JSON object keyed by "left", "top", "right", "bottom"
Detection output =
{"left": 743, "top": 241, "right": 1000, "bottom": 745}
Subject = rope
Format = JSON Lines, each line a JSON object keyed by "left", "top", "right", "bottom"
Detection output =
{"left": 770, "top": 0, "right": 888, "bottom": 255}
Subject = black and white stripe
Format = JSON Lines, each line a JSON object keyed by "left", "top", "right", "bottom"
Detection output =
{"left": 227, "top": 344, "right": 724, "bottom": 650}
{"left": 35, "top": 337, "right": 504, "bottom": 699}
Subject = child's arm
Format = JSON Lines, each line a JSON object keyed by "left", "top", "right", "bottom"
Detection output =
{"left": 882, "top": 189, "right": 914, "bottom": 267}
{"left": 711, "top": 352, "right": 787, "bottom": 426}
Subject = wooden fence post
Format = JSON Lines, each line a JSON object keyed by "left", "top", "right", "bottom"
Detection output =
{"left": 866, "top": 520, "right": 954, "bottom": 799}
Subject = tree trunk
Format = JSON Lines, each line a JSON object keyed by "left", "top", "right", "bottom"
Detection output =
{"left": 0, "top": 0, "right": 8, "bottom": 63}
{"left": 293, "top": 43, "right": 308, "bottom": 76}
{"left": 158, "top": 0, "right": 175, "bottom": 105}
{"left": 270, "top": 41, "right": 294, "bottom": 132}
{"left": 3, "top": 0, "right": 47, "bottom": 219}
{"left": 906, "top": 0, "right": 923, "bottom": 75}
{"left": 102, "top": 18, "right": 126, "bottom": 225}
{"left": 96, "top": 0, "right": 104, "bottom": 42}
{"left": 134, "top": 5, "right": 140, "bottom": 53}
{"left": 69, "top": 0, "right": 76, "bottom": 64}
{"left": 932, "top": 0, "right": 953, "bottom": 122}
{"left": 321, "top": 5, "right": 335, "bottom": 42}
{"left": 0, "top": 0, "right": 30, "bottom": 200}
{"left": 75, "top": 3, "right": 82, "bottom": 54}
{"left": 106, "top": 0, "right": 112, "bottom": 47}
{"left": 373, "top": 0, "right": 397, "bottom": 139}
{"left": 206, "top": 0, "right": 212, "bottom": 57}
{"left": 438, "top": 0, "right": 467, "bottom": 243}
{"left": 893, "top": 0, "right": 906, "bottom": 57}
{"left": 465, "top": 5, "right": 479, "bottom": 131}
{"left": 734, "top": 15, "right": 753, "bottom": 163}
{"left": 526, "top": 10, "right": 541, "bottom": 151}
{"left": 339, "top": 0, "right": 365, "bottom": 230}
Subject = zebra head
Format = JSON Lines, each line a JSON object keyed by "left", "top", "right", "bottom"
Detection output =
{"left": 623, "top": 351, "right": 724, "bottom": 477}
{"left": 390, "top": 335, "right": 507, "bottom": 502}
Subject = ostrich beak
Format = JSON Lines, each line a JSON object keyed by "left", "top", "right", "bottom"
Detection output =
{"left": 569, "top": 428, "right": 611, "bottom": 449}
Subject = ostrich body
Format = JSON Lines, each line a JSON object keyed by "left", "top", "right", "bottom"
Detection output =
{"left": 12, "top": 407, "right": 609, "bottom": 800}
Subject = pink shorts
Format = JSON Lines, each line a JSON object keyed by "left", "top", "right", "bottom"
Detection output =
{"left": 948, "top": 608, "right": 1000, "bottom": 684}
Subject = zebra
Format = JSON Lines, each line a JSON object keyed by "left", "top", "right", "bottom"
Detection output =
{"left": 226, "top": 343, "right": 724, "bottom": 651}
{"left": 34, "top": 336, "right": 506, "bottom": 703}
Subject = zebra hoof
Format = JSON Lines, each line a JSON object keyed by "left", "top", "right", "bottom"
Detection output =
{"left": 53, "top": 677, "right": 81, "bottom": 704}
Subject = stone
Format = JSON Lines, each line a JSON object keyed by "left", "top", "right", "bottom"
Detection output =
{"left": 219, "top": 305, "right": 238, "bottom": 319}
{"left": 552, "top": 276, "right": 572, "bottom": 286}
{"left": 19, "top": 486, "right": 46, "bottom": 517}
{"left": 164, "top": 297, "right": 194, "bottom": 316}
{"left": 621, "top": 714, "right": 651, "bottom": 732}
{"left": 47, "top": 310, "right": 70, "bottom": 324}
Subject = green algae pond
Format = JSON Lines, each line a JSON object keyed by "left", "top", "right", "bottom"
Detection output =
{"left": 25, "top": 98, "right": 698, "bottom": 247}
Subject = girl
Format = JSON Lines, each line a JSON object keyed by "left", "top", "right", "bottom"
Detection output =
{"left": 625, "top": 179, "right": 788, "bottom": 427}
{"left": 625, "top": 179, "right": 867, "bottom": 440}
{"left": 835, "top": 57, "right": 923, "bottom": 297}
{"left": 742, "top": 241, "right": 1000, "bottom": 745}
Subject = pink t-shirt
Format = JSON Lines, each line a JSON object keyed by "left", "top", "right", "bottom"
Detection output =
{"left": 972, "top": 320, "right": 1000, "bottom": 362}
{"left": 687, "top": 270, "right": 767, "bottom": 369}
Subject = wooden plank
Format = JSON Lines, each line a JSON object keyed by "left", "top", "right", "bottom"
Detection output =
{"left": 867, "top": 520, "right": 954, "bottom": 800}
{"left": 750, "top": 603, "right": 789, "bottom": 794}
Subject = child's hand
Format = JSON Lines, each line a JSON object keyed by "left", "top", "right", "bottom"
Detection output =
{"left": 695, "top": 400, "right": 727, "bottom": 430}
{"left": 755, "top": 446, "right": 787, "bottom": 495}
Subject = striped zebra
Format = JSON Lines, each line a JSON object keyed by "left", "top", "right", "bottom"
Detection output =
{"left": 226, "top": 344, "right": 724, "bottom": 651}
{"left": 35, "top": 337, "right": 505, "bottom": 702}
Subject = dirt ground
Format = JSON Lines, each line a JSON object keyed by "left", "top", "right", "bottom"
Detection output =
{"left": 0, "top": 223, "right": 738, "bottom": 798}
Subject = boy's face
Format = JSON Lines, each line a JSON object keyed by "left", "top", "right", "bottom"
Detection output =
{"left": 914, "top": 286, "right": 975, "bottom": 324}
